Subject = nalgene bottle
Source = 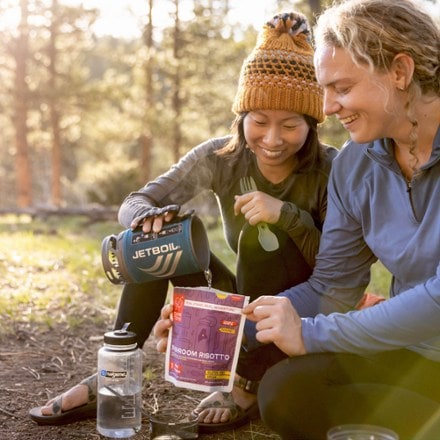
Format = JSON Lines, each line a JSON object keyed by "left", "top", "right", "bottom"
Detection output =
{"left": 97, "top": 323, "right": 142, "bottom": 438}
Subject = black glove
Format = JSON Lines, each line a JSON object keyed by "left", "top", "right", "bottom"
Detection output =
{"left": 131, "top": 204, "right": 181, "bottom": 229}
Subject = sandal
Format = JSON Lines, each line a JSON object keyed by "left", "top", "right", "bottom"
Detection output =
{"left": 29, "top": 374, "right": 97, "bottom": 426}
{"left": 29, "top": 399, "right": 96, "bottom": 425}
{"left": 192, "top": 378, "right": 260, "bottom": 434}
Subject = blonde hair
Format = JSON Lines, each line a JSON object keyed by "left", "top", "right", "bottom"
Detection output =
{"left": 314, "top": 0, "right": 439, "bottom": 97}
{"left": 315, "top": 0, "right": 439, "bottom": 172}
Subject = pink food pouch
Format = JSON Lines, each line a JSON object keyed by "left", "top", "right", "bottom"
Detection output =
{"left": 165, "top": 286, "right": 249, "bottom": 392}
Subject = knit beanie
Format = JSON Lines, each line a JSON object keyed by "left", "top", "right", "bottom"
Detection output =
{"left": 232, "top": 12, "right": 324, "bottom": 123}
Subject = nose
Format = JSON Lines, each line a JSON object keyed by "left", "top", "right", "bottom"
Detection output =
{"left": 263, "top": 125, "right": 283, "bottom": 147}
{"left": 323, "top": 90, "right": 341, "bottom": 116}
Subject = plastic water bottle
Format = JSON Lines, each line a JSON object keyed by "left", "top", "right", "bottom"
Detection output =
{"left": 97, "top": 323, "right": 143, "bottom": 438}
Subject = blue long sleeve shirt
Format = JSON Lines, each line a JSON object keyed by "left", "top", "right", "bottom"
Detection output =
{"left": 246, "top": 126, "right": 440, "bottom": 362}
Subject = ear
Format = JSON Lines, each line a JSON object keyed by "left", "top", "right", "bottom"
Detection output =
{"left": 390, "top": 53, "right": 414, "bottom": 91}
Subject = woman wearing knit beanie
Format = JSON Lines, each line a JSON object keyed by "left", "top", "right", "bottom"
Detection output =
{"left": 30, "top": 11, "right": 339, "bottom": 429}
{"left": 153, "top": 12, "right": 341, "bottom": 434}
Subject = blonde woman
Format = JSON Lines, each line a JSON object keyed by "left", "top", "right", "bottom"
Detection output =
{"left": 240, "top": 1, "right": 440, "bottom": 438}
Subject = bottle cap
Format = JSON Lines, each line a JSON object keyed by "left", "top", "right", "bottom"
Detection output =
{"left": 104, "top": 322, "right": 137, "bottom": 346}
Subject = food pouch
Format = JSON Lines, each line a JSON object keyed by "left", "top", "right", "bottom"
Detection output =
{"left": 165, "top": 286, "right": 249, "bottom": 392}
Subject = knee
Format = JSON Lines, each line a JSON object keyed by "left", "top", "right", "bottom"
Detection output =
{"left": 258, "top": 386, "right": 291, "bottom": 434}
{"left": 257, "top": 359, "right": 301, "bottom": 435}
{"left": 257, "top": 355, "right": 329, "bottom": 439}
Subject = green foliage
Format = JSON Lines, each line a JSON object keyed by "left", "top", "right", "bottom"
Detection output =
{"left": 0, "top": 1, "right": 264, "bottom": 207}
{"left": 368, "top": 261, "right": 392, "bottom": 298}
{"left": 0, "top": 214, "right": 392, "bottom": 337}
{"left": 2, "top": 1, "right": 440, "bottom": 208}
{"left": 80, "top": 157, "right": 141, "bottom": 206}
{"left": 0, "top": 215, "right": 122, "bottom": 334}
{"left": 203, "top": 217, "right": 236, "bottom": 272}
{"left": 319, "top": 116, "right": 350, "bottom": 149}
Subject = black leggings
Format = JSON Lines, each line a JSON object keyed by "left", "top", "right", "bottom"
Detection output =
{"left": 114, "top": 223, "right": 312, "bottom": 349}
{"left": 258, "top": 350, "right": 440, "bottom": 440}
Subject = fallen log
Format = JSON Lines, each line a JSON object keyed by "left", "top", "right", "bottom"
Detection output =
{"left": 0, "top": 205, "right": 119, "bottom": 223}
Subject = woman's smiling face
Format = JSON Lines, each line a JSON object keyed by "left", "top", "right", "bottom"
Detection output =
{"left": 314, "top": 45, "right": 401, "bottom": 144}
{"left": 243, "top": 109, "right": 310, "bottom": 178}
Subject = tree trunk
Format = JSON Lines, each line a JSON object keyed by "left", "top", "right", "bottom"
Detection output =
{"left": 49, "top": 0, "right": 62, "bottom": 206}
{"left": 14, "top": 0, "right": 32, "bottom": 207}
{"left": 139, "top": 134, "right": 152, "bottom": 185}
{"left": 140, "top": 0, "right": 154, "bottom": 185}
{"left": 172, "top": 0, "right": 182, "bottom": 164}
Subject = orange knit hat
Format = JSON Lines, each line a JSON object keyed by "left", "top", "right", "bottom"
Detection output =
{"left": 232, "top": 12, "right": 324, "bottom": 123}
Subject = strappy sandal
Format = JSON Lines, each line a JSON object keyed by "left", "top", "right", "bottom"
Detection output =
{"left": 192, "top": 378, "right": 260, "bottom": 434}
{"left": 29, "top": 374, "right": 97, "bottom": 425}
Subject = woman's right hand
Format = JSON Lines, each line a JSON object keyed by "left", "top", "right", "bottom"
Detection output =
{"left": 130, "top": 204, "right": 180, "bottom": 233}
{"left": 137, "top": 212, "right": 175, "bottom": 233}
{"left": 243, "top": 295, "right": 306, "bottom": 357}
{"left": 153, "top": 303, "right": 174, "bottom": 353}
{"left": 234, "top": 192, "right": 283, "bottom": 225}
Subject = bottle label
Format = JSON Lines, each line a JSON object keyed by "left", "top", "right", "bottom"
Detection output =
{"left": 100, "top": 369, "right": 127, "bottom": 379}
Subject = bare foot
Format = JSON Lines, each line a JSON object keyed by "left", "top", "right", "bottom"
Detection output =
{"left": 194, "top": 376, "right": 257, "bottom": 425}
{"left": 41, "top": 373, "right": 97, "bottom": 415}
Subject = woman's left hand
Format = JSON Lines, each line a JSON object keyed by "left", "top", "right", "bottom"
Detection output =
{"left": 234, "top": 191, "right": 283, "bottom": 225}
{"left": 153, "top": 303, "right": 174, "bottom": 353}
{"left": 243, "top": 296, "right": 306, "bottom": 356}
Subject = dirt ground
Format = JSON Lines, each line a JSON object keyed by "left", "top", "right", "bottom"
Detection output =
{"left": 0, "top": 320, "right": 281, "bottom": 440}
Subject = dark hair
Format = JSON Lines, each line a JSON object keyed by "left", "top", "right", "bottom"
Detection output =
{"left": 216, "top": 112, "right": 326, "bottom": 173}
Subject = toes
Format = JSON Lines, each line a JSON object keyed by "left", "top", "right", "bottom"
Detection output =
{"left": 43, "top": 396, "right": 57, "bottom": 407}
{"left": 39, "top": 382, "right": 90, "bottom": 416}
{"left": 41, "top": 396, "right": 62, "bottom": 416}
{"left": 40, "top": 406, "right": 53, "bottom": 416}
{"left": 219, "top": 409, "right": 232, "bottom": 423}
{"left": 198, "top": 407, "right": 232, "bottom": 424}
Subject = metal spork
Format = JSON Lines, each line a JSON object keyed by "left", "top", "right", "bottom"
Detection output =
{"left": 239, "top": 176, "right": 280, "bottom": 252}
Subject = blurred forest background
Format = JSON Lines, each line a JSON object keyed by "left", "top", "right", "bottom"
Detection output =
{"left": 1, "top": 0, "right": 352, "bottom": 215}
{"left": 1, "top": 0, "right": 439, "bottom": 215}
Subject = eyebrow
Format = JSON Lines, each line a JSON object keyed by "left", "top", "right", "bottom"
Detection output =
{"left": 322, "top": 77, "right": 354, "bottom": 89}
